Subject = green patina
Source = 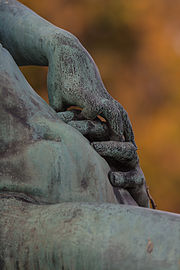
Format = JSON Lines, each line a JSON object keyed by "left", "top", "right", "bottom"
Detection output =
{"left": 0, "top": 1, "right": 179, "bottom": 269}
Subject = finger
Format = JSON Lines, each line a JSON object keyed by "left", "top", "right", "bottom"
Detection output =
{"left": 91, "top": 141, "right": 138, "bottom": 168}
{"left": 57, "top": 109, "right": 82, "bottom": 123}
{"left": 80, "top": 100, "right": 103, "bottom": 121}
{"left": 100, "top": 101, "right": 124, "bottom": 141}
{"left": 68, "top": 120, "right": 109, "bottom": 141}
{"left": 129, "top": 183, "right": 150, "bottom": 208}
{"left": 57, "top": 111, "right": 76, "bottom": 123}
{"left": 101, "top": 99, "right": 136, "bottom": 146}
{"left": 121, "top": 109, "right": 136, "bottom": 148}
{"left": 108, "top": 165, "right": 149, "bottom": 207}
{"left": 108, "top": 166, "right": 144, "bottom": 189}
{"left": 76, "top": 99, "right": 125, "bottom": 142}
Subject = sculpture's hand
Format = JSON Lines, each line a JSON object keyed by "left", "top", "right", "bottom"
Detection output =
{"left": 0, "top": 0, "right": 135, "bottom": 145}
{"left": 57, "top": 110, "right": 149, "bottom": 208}
{"left": 91, "top": 141, "right": 149, "bottom": 208}
{"left": 0, "top": 0, "right": 151, "bottom": 208}
{"left": 47, "top": 34, "right": 135, "bottom": 145}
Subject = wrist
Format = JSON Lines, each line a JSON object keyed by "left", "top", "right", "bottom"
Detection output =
{"left": 44, "top": 27, "right": 80, "bottom": 62}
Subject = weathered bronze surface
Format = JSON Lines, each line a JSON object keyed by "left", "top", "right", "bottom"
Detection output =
{"left": 1, "top": 198, "right": 180, "bottom": 270}
{"left": 0, "top": 1, "right": 179, "bottom": 269}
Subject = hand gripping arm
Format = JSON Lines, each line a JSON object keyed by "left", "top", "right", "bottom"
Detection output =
{"left": 0, "top": 0, "right": 135, "bottom": 145}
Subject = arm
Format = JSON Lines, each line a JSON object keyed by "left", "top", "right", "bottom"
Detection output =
{"left": 0, "top": 0, "right": 135, "bottom": 144}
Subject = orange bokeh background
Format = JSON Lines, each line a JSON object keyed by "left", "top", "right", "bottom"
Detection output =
{"left": 20, "top": 0, "right": 180, "bottom": 213}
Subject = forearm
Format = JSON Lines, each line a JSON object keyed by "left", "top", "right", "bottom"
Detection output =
{"left": 0, "top": 0, "right": 72, "bottom": 66}
{"left": 0, "top": 0, "right": 135, "bottom": 144}
{"left": 0, "top": 1, "right": 103, "bottom": 98}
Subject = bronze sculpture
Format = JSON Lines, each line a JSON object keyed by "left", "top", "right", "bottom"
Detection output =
{"left": 0, "top": 1, "right": 179, "bottom": 269}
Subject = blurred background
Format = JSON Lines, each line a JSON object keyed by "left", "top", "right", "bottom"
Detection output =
{"left": 20, "top": 0, "right": 180, "bottom": 213}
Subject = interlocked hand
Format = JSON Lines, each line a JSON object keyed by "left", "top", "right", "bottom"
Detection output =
{"left": 0, "top": 0, "right": 155, "bottom": 208}
{"left": 57, "top": 109, "right": 152, "bottom": 208}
